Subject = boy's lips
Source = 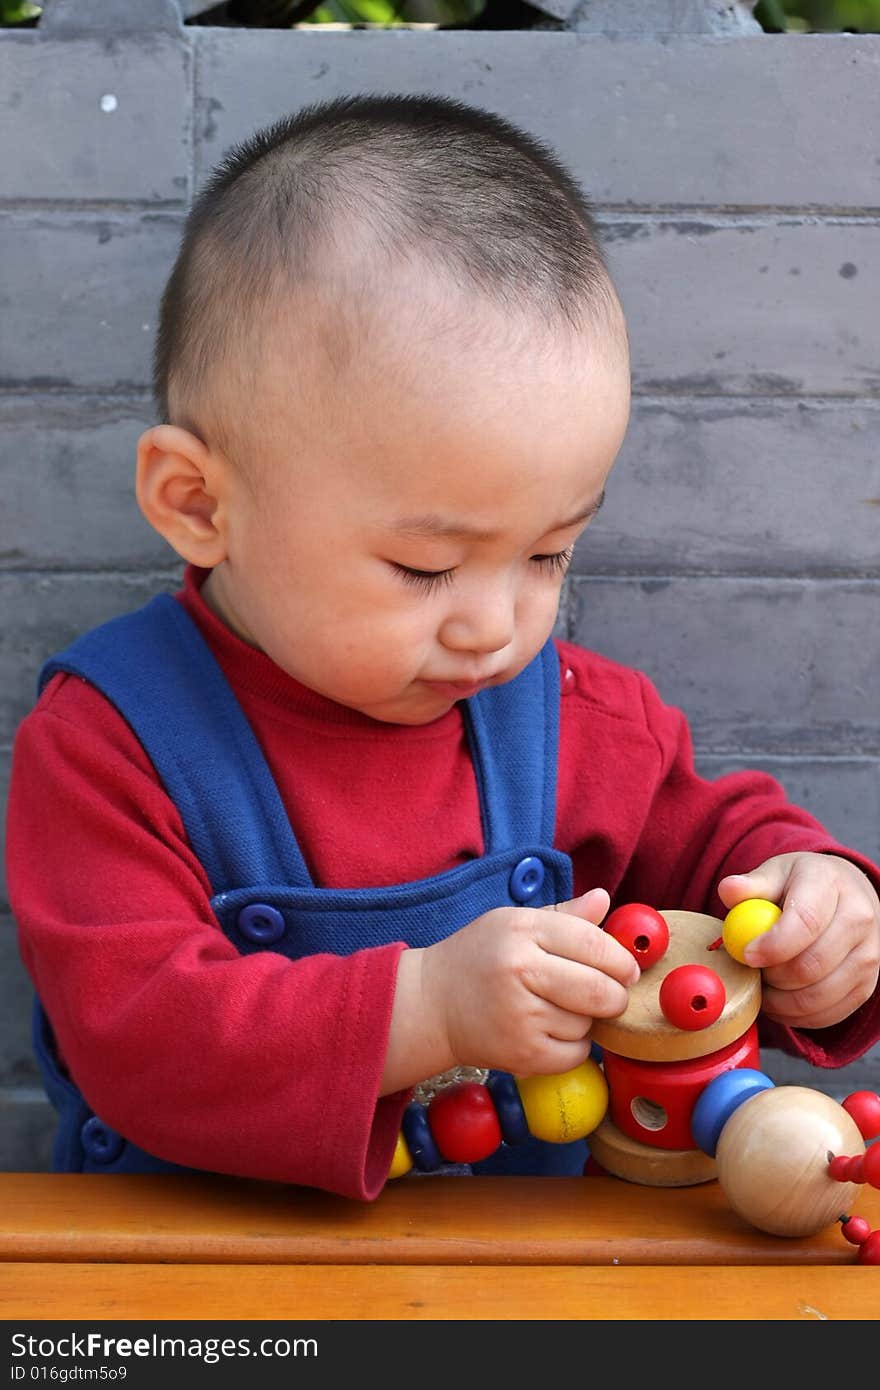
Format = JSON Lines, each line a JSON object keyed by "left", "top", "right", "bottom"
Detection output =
{"left": 422, "top": 677, "right": 493, "bottom": 699}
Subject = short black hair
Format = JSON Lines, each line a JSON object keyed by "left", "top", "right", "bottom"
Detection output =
{"left": 154, "top": 92, "right": 616, "bottom": 455}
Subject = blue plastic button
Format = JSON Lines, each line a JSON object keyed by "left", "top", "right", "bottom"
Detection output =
{"left": 486, "top": 1071, "right": 530, "bottom": 1145}
{"left": 509, "top": 856, "right": 545, "bottom": 904}
{"left": 81, "top": 1115, "right": 125, "bottom": 1164}
{"left": 401, "top": 1101, "right": 444, "bottom": 1172}
{"left": 237, "top": 903, "right": 286, "bottom": 945}
{"left": 690, "top": 1068, "right": 775, "bottom": 1157}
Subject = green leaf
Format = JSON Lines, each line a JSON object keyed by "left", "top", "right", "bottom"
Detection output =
{"left": 0, "top": 0, "right": 42, "bottom": 23}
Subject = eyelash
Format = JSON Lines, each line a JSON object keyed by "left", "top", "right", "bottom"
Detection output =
{"left": 391, "top": 547, "right": 575, "bottom": 593}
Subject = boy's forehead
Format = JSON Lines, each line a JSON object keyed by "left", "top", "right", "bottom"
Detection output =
{"left": 266, "top": 277, "right": 624, "bottom": 426}
{"left": 242, "top": 260, "right": 629, "bottom": 497}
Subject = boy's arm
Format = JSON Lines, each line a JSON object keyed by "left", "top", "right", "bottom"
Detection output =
{"left": 629, "top": 670, "right": 880, "bottom": 1066}
{"left": 6, "top": 676, "right": 410, "bottom": 1198}
{"left": 556, "top": 645, "right": 880, "bottom": 1068}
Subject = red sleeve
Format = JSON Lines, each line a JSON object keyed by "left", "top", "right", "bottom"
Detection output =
{"left": 5, "top": 673, "right": 409, "bottom": 1198}
{"left": 555, "top": 642, "right": 880, "bottom": 1071}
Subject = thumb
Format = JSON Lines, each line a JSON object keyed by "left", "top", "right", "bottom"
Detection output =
{"left": 546, "top": 886, "right": 611, "bottom": 925}
{"left": 717, "top": 859, "right": 789, "bottom": 913}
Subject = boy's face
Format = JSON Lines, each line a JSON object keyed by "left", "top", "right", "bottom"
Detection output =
{"left": 203, "top": 275, "right": 631, "bottom": 725}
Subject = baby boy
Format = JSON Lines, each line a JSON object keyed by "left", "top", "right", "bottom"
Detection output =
{"left": 7, "top": 94, "right": 880, "bottom": 1195}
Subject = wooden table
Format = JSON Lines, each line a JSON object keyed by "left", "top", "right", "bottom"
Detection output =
{"left": 1, "top": 1172, "right": 878, "bottom": 1320}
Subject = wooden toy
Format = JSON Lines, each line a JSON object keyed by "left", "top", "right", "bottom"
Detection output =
{"left": 385, "top": 900, "right": 880, "bottom": 1261}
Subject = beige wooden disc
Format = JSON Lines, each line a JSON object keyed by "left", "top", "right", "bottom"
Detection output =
{"left": 591, "top": 910, "right": 761, "bottom": 1063}
{"left": 588, "top": 1116, "right": 718, "bottom": 1187}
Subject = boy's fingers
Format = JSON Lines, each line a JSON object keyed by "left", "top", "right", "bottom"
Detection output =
{"left": 761, "top": 959, "right": 867, "bottom": 1029}
{"left": 546, "top": 887, "right": 611, "bottom": 925}
{"left": 535, "top": 910, "right": 639, "bottom": 987}
{"left": 717, "top": 861, "right": 790, "bottom": 912}
{"left": 743, "top": 866, "right": 839, "bottom": 968}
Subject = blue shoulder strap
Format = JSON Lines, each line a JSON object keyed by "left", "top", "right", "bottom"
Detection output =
{"left": 38, "top": 593, "right": 561, "bottom": 893}
{"left": 466, "top": 642, "right": 560, "bottom": 853}
{"left": 39, "top": 594, "right": 311, "bottom": 894}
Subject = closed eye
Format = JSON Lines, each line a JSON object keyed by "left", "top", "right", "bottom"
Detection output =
{"left": 532, "top": 546, "right": 574, "bottom": 575}
{"left": 391, "top": 563, "right": 456, "bottom": 592}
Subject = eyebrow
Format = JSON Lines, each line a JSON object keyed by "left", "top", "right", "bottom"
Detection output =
{"left": 389, "top": 490, "right": 606, "bottom": 542}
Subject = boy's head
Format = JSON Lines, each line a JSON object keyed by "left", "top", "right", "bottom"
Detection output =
{"left": 137, "top": 93, "right": 631, "bottom": 724}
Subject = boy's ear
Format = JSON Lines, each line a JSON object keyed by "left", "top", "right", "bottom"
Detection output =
{"left": 136, "top": 424, "right": 230, "bottom": 567}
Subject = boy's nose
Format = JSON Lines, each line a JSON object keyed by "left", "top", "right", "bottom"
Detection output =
{"left": 439, "top": 584, "right": 516, "bottom": 657}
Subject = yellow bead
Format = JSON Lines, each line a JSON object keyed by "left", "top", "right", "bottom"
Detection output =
{"left": 515, "top": 1059, "right": 609, "bottom": 1144}
{"left": 722, "top": 898, "right": 782, "bottom": 964}
{"left": 387, "top": 1131, "right": 413, "bottom": 1180}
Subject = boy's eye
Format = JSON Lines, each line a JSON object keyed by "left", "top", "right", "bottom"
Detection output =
{"left": 391, "top": 547, "right": 575, "bottom": 593}
{"left": 532, "top": 546, "right": 575, "bottom": 576}
{"left": 391, "top": 563, "right": 456, "bottom": 592}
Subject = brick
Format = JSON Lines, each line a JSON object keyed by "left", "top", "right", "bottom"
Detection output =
{"left": 0, "top": 1091, "right": 55, "bottom": 1172}
{"left": 0, "top": 396, "right": 167, "bottom": 570}
{"left": 576, "top": 399, "right": 880, "bottom": 578}
{"left": 0, "top": 747, "right": 9, "bottom": 910}
{"left": 607, "top": 218, "right": 880, "bottom": 398}
{"left": 195, "top": 31, "right": 880, "bottom": 210}
{"left": 567, "top": 576, "right": 880, "bottom": 756}
{"left": 0, "top": 915, "right": 40, "bottom": 1088}
{"left": 0, "top": 33, "right": 190, "bottom": 202}
{"left": 760, "top": 1046, "right": 880, "bottom": 1099}
{"left": 0, "top": 213, "right": 183, "bottom": 390}
{"left": 0, "top": 570, "right": 182, "bottom": 744}
{"left": 695, "top": 754, "right": 880, "bottom": 869}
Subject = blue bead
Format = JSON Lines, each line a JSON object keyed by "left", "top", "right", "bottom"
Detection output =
{"left": 487, "top": 1071, "right": 530, "bottom": 1145}
{"left": 401, "top": 1101, "right": 444, "bottom": 1172}
{"left": 237, "top": 903, "right": 286, "bottom": 945}
{"left": 691, "top": 1068, "right": 775, "bottom": 1156}
{"left": 509, "top": 856, "right": 545, "bottom": 904}
{"left": 590, "top": 1040, "right": 604, "bottom": 1064}
{"left": 80, "top": 1115, "right": 125, "bottom": 1164}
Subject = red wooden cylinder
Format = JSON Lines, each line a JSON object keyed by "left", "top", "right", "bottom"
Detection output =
{"left": 601, "top": 1023, "right": 760, "bottom": 1150}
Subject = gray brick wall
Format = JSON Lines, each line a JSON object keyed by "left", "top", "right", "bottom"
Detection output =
{"left": 2, "top": 8, "right": 879, "bottom": 1168}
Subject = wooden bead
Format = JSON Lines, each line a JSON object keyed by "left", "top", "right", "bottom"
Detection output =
{"left": 865, "top": 1144, "right": 880, "bottom": 1190}
{"left": 658, "top": 964, "right": 726, "bottom": 1031}
{"left": 515, "top": 1059, "right": 608, "bottom": 1144}
{"left": 841, "top": 1215, "right": 871, "bottom": 1245}
{"left": 428, "top": 1082, "right": 502, "bottom": 1164}
{"left": 387, "top": 1132, "right": 413, "bottom": 1180}
{"left": 842, "top": 1090, "right": 880, "bottom": 1140}
{"left": 858, "top": 1230, "right": 880, "bottom": 1264}
{"left": 604, "top": 903, "right": 670, "bottom": 970}
{"left": 401, "top": 1101, "right": 443, "bottom": 1172}
{"left": 721, "top": 898, "right": 781, "bottom": 964}
{"left": 486, "top": 1071, "right": 530, "bottom": 1145}
{"left": 716, "top": 1086, "right": 865, "bottom": 1237}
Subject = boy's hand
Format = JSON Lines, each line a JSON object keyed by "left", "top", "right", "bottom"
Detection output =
{"left": 413, "top": 887, "right": 639, "bottom": 1081}
{"left": 717, "top": 852, "right": 880, "bottom": 1030}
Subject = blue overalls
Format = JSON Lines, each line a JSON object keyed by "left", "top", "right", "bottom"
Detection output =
{"left": 32, "top": 593, "right": 586, "bottom": 1178}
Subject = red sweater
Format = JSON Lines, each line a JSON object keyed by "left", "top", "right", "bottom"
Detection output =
{"left": 6, "top": 566, "right": 880, "bottom": 1198}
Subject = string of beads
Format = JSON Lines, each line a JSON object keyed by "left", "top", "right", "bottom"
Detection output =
{"left": 387, "top": 1055, "right": 608, "bottom": 1178}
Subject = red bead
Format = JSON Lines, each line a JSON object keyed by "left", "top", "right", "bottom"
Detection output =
{"left": 843, "top": 1091, "right": 880, "bottom": 1140}
{"left": 828, "top": 1154, "right": 859, "bottom": 1183}
{"left": 847, "top": 1155, "right": 865, "bottom": 1183}
{"left": 864, "top": 1143, "right": 880, "bottom": 1189}
{"left": 658, "top": 963, "right": 726, "bottom": 1031}
{"left": 427, "top": 1082, "right": 503, "bottom": 1164}
{"left": 603, "top": 903, "right": 670, "bottom": 970}
{"left": 841, "top": 1215, "right": 871, "bottom": 1245}
{"left": 858, "top": 1230, "right": 880, "bottom": 1265}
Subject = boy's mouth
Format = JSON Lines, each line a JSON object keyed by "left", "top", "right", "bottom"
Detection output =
{"left": 421, "top": 678, "right": 491, "bottom": 700}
